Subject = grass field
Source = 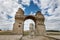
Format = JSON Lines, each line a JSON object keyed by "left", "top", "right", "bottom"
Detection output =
{"left": 23, "top": 31, "right": 29, "bottom": 36}
{"left": 0, "top": 31, "right": 29, "bottom": 35}
{"left": 0, "top": 31, "right": 60, "bottom": 35}
{"left": 0, "top": 31, "right": 14, "bottom": 35}
{"left": 47, "top": 32, "right": 60, "bottom": 35}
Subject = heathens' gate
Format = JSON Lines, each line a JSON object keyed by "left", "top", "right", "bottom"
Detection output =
{"left": 13, "top": 8, "right": 46, "bottom": 36}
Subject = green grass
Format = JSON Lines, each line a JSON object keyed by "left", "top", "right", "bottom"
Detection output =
{"left": 23, "top": 31, "right": 29, "bottom": 36}
{"left": 47, "top": 32, "right": 60, "bottom": 35}
{"left": 0, "top": 31, "right": 60, "bottom": 35}
{"left": 0, "top": 31, "right": 14, "bottom": 35}
{"left": 0, "top": 31, "right": 29, "bottom": 35}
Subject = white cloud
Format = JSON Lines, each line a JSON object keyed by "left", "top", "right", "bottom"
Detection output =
{"left": 33, "top": 0, "right": 41, "bottom": 8}
{"left": 0, "top": 0, "right": 22, "bottom": 30}
{"left": 21, "top": 0, "right": 30, "bottom": 6}
{"left": 40, "top": 0, "right": 60, "bottom": 30}
{"left": 31, "top": 0, "right": 60, "bottom": 30}
{"left": 0, "top": 0, "right": 30, "bottom": 30}
{"left": 0, "top": 0, "right": 60, "bottom": 31}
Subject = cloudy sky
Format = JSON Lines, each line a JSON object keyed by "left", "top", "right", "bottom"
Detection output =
{"left": 0, "top": 0, "right": 60, "bottom": 31}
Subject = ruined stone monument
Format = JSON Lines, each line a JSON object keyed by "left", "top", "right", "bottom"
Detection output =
{"left": 13, "top": 8, "right": 46, "bottom": 36}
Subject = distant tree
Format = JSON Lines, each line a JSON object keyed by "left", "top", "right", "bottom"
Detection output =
{"left": 46, "top": 30, "right": 60, "bottom": 32}
{"left": 0, "top": 29, "right": 2, "bottom": 31}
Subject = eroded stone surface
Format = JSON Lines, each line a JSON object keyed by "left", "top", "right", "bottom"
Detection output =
{"left": 13, "top": 8, "right": 46, "bottom": 35}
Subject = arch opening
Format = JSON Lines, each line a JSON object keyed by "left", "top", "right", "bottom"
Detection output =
{"left": 23, "top": 19, "right": 35, "bottom": 36}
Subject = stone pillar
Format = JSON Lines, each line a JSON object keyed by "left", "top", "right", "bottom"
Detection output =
{"left": 13, "top": 19, "right": 23, "bottom": 35}
{"left": 35, "top": 19, "right": 46, "bottom": 36}
{"left": 13, "top": 8, "right": 24, "bottom": 35}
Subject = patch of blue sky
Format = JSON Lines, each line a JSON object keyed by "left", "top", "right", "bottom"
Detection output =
{"left": 22, "top": 1, "right": 40, "bottom": 15}
{"left": 44, "top": 11, "right": 52, "bottom": 16}
{"left": 7, "top": 15, "right": 12, "bottom": 19}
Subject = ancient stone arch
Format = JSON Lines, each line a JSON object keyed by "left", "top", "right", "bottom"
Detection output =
{"left": 13, "top": 8, "right": 46, "bottom": 35}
